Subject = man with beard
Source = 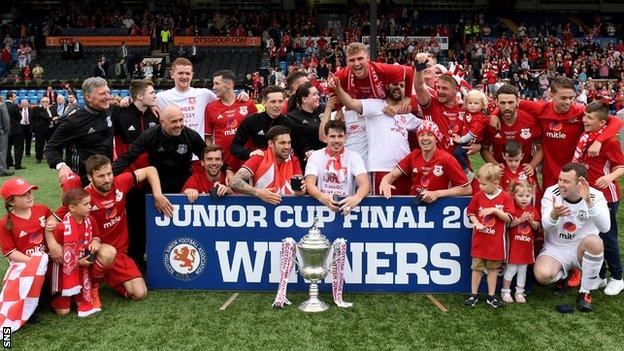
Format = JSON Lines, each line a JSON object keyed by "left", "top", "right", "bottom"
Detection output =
{"left": 205, "top": 70, "right": 257, "bottom": 172}
{"left": 413, "top": 54, "right": 461, "bottom": 153}
{"left": 491, "top": 77, "right": 623, "bottom": 189}
{"left": 481, "top": 84, "right": 543, "bottom": 177}
{"left": 331, "top": 74, "right": 421, "bottom": 195}
{"left": 333, "top": 42, "right": 413, "bottom": 100}
{"left": 181, "top": 144, "right": 231, "bottom": 203}
{"left": 305, "top": 119, "right": 369, "bottom": 214}
{"left": 49, "top": 155, "right": 172, "bottom": 305}
{"left": 229, "top": 126, "right": 306, "bottom": 204}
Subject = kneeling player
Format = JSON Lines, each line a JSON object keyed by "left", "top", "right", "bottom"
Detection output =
{"left": 534, "top": 163, "right": 610, "bottom": 312}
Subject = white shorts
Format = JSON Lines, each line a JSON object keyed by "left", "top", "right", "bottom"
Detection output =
{"left": 537, "top": 242, "right": 582, "bottom": 278}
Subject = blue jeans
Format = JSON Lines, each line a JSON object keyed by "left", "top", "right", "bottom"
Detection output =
{"left": 599, "top": 201, "right": 622, "bottom": 280}
{"left": 453, "top": 143, "right": 469, "bottom": 171}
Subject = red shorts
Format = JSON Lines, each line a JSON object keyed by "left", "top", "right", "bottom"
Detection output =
{"left": 104, "top": 252, "right": 142, "bottom": 288}
{"left": 371, "top": 172, "right": 411, "bottom": 196}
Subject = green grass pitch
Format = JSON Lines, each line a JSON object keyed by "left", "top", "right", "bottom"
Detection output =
{"left": 3, "top": 153, "right": 624, "bottom": 350}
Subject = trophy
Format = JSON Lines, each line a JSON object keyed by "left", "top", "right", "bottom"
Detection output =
{"left": 272, "top": 218, "right": 352, "bottom": 312}
{"left": 295, "top": 219, "right": 332, "bottom": 312}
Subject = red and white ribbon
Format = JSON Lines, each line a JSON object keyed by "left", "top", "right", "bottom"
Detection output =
{"left": 331, "top": 238, "right": 352, "bottom": 308}
{"left": 272, "top": 238, "right": 296, "bottom": 308}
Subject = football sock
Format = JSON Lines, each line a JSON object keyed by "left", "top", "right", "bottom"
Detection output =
{"left": 580, "top": 252, "right": 604, "bottom": 294}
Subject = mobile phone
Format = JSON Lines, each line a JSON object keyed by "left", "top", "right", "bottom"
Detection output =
{"left": 555, "top": 304, "right": 574, "bottom": 314}
{"left": 332, "top": 194, "right": 340, "bottom": 206}
{"left": 291, "top": 177, "right": 302, "bottom": 191}
{"left": 209, "top": 185, "right": 219, "bottom": 200}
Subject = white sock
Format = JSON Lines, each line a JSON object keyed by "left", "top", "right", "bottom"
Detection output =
{"left": 516, "top": 264, "right": 527, "bottom": 288}
{"left": 504, "top": 264, "right": 518, "bottom": 281}
{"left": 580, "top": 252, "right": 604, "bottom": 293}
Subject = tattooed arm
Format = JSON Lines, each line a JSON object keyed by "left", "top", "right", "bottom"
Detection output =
{"left": 230, "top": 168, "right": 282, "bottom": 205}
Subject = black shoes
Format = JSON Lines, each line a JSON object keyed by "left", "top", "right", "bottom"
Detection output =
{"left": 486, "top": 295, "right": 505, "bottom": 308}
{"left": 14, "top": 166, "right": 25, "bottom": 170}
{"left": 464, "top": 294, "right": 478, "bottom": 307}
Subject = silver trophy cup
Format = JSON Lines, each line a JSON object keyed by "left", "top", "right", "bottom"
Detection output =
{"left": 295, "top": 220, "right": 332, "bottom": 312}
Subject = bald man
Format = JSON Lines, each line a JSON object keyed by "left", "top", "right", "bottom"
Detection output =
{"left": 113, "top": 105, "right": 206, "bottom": 193}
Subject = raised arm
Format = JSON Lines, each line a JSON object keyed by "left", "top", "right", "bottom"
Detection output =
{"left": 328, "top": 73, "right": 363, "bottom": 115}
{"left": 413, "top": 53, "right": 432, "bottom": 107}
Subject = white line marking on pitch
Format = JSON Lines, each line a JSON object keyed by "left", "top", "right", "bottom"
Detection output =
{"left": 220, "top": 293, "right": 240, "bottom": 310}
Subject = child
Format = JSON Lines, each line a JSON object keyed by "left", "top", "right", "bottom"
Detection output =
{"left": 466, "top": 163, "right": 514, "bottom": 308}
{"left": 573, "top": 101, "right": 624, "bottom": 295}
{"left": 50, "top": 188, "right": 102, "bottom": 317}
{"left": 0, "top": 178, "right": 52, "bottom": 330}
{"left": 501, "top": 180, "right": 540, "bottom": 303}
{"left": 452, "top": 89, "right": 488, "bottom": 178}
{"left": 500, "top": 139, "right": 541, "bottom": 203}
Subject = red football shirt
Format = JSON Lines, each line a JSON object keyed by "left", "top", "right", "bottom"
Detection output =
{"left": 517, "top": 100, "right": 622, "bottom": 188}
{"left": 205, "top": 99, "right": 257, "bottom": 172}
{"left": 507, "top": 205, "right": 540, "bottom": 264}
{"left": 85, "top": 172, "right": 136, "bottom": 253}
{"left": 466, "top": 189, "right": 515, "bottom": 261}
{"left": 0, "top": 204, "right": 51, "bottom": 257}
{"left": 334, "top": 62, "right": 414, "bottom": 99}
{"left": 396, "top": 148, "right": 469, "bottom": 194}
{"left": 182, "top": 170, "right": 227, "bottom": 194}
{"left": 416, "top": 97, "right": 463, "bottom": 153}
{"left": 578, "top": 137, "right": 624, "bottom": 203}
{"left": 482, "top": 109, "right": 542, "bottom": 165}
{"left": 463, "top": 111, "right": 486, "bottom": 141}
{"left": 242, "top": 154, "right": 302, "bottom": 178}
{"left": 500, "top": 164, "right": 541, "bottom": 196}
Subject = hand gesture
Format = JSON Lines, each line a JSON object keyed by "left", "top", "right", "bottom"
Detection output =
{"left": 550, "top": 195, "right": 570, "bottom": 220}
{"left": 463, "top": 142, "right": 481, "bottom": 155}
{"left": 214, "top": 182, "right": 230, "bottom": 197}
{"left": 489, "top": 114, "right": 501, "bottom": 130}
{"left": 421, "top": 190, "right": 439, "bottom": 203}
{"left": 522, "top": 163, "right": 535, "bottom": 177}
{"left": 249, "top": 149, "right": 265, "bottom": 157}
{"left": 184, "top": 188, "right": 199, "bottom": 203}
{"left": 379, "top": 180, "right": 395, "bottom": 199}
{"left": 257, "top": 187, "right": 281, "bottom": 205}
{"left": 595, "top": 174, "right": 612, "bottom": 188}
{"left": 154, "top": 194, "right": 174, "bottom": 217}
{"left": 88, "top": 240, "right": 101, "bottom": 254}
{"left": 478, "top": 207, "right": 496, "bottom": 217}
{"left": 587, "top": 141, "right": 602, "bottom": 157}
{"left": 339, "top": 196, "right": 361, "bottom": 215}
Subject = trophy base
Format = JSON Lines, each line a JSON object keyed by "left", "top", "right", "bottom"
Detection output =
{"left": 299, "top": 297, "right": 329, "bottom": 313}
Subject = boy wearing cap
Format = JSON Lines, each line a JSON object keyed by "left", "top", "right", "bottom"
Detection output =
{"left": 379, "top": 121, "right": 472, "bottom": 202}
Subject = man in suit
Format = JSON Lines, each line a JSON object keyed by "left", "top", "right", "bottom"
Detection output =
{"left": 94, "top": 59, "right": 106, "bottom": 78}
{"left": 73, "top": 39, "right": 83, "bottom": 60}
{"left": 60, "top": 92, "right": 80, "bottom": 119}
{"left": 5, "top": 91, "right": 24, "bottom": 170}
{"left": 33, "top": 96, "right": 54, "bottom": 163}
{"left": 44, "top": 85, "right": 57, "bottom": 103}
{"left": 18, "top": 99, "right": 32, "bottom": 157}
{"left": 55, "top": 95, "right": 66, "bottom": 118}
{"left": 0, "top": 96, "right": 13, "bottom": 176}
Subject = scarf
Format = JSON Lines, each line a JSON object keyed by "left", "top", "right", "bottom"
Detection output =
{"left": 58, "top": 213, "right": 93, "bottom": 303}
{"left": 346, "top": 62, "right": 386, "bottom": 99}
{"left": 325, "top": 148, "right": 346, "bottom": 183}
{"left": 253, "top": 146, "right": 296, "bottom": 195}
{"left": 572, "top": 124, "right": 607, "bottom": 162}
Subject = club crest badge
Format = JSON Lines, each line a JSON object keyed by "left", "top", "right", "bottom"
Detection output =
{"left": 433, "top": 165, "right": 443, "bottom": 177}
{"left": 520, "top": 128, "right": 531, "bottom": 139}
{"left": 163, "top": 238, "right": 206, "bottom": 281}
{"left": 177, "top": 144, "right": 188, "bottom": 154}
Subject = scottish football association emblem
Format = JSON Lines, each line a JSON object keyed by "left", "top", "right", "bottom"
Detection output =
{"left": 164, "top": 238, "right": 206, "bottom": 281}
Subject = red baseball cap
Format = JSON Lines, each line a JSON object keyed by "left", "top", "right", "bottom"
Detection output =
{"left": 1, "top": 178, "right": 39, "bottom": 200}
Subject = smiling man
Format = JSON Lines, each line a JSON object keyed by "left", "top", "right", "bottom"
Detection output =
{"left": 333, "top": 42, "right": 413, "bottom": 100}
{"left": 536, "top": 163, "right": 610, "bottom": 312}
{"left": 181, "top": 144, "right": 231, "bottom": 203}
{"left": 379, "top": 121, "right": 471, "bottom": 201}
{"left": 45, "top": 77, "right": 114, "bottom": 185}
{"left": 305, "top": 119, "right": 369, "bottom": 214}
{"left": 113, "top": 105, "right": 206, "bottom": 193}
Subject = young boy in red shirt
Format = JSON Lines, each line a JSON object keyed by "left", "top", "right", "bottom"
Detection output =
{"left": 466, "top": 163, "right": 515, "bottom": 308}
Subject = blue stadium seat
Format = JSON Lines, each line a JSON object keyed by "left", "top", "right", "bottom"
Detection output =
{"left": 29, "top": 96, "right": 39, "bottom": 104}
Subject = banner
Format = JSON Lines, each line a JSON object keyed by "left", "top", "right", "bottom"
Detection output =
{"left": 146, "top": 195, "right": 473, "bottom": 293}
{"left": 173, "top": 36, "right": 261, "bottom": 47}
{"left": 45, "top": 36, "right": 150, "bottom": 47}
{"left": 361, "top": 36, "right": 449, "bottom": 51}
